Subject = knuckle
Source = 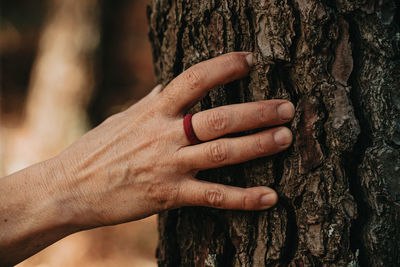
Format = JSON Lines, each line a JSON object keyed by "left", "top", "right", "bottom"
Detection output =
{"left": 206, "top": 141, "right": 229, "bottom": 163}
{"left": 206, "top": 110, "right": 229, "bottom": 132}
{"left": 173, "top": 151, "right": 193, "bottom": 172}
{"left": 241, "top": 195, "right": 251, "bottom": 210}
{"left": 224, "top": 53, "right": 238, "bottom": 65}
{"left": 204, "top": 188, "right": 225, "bottom": 207}
{"left": 225, "top": 53, "right": 247, "bottom": 72}
{"left": 241, "top": 193, "right": 257, "bottom": 210}
{"left": 184, "top": 67, "right": 202, "bottom": 90}
{"left": 255, "top": 135, "right": 268, "bottom": 154}
{"left": 160, "top": 89, "right": 178, "bottom": 108}
{"left": 256, "top": 102, "right": 269, "bottom": 122}
{"left": 146, "top": 181, "right": 179, "bottom": 209}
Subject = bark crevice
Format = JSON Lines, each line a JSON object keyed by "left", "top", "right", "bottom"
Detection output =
{"left": 343, "top": 12, "right": 374, "bottom": 267}
{"left": 279, "top": 196, "right": 299, "bottom": 266}
{"left": 149, "top": 1, "right": 400, "bottom": 266}
{"left": 172, "top": 1, "right": 185, "bottom": 76}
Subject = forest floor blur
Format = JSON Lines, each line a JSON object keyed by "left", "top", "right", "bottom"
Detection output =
{"left": 1, "top": 0, "right": 158, "bottom": 266}
{"left": 18, "top": 217, "right": 158, "bottom": 267}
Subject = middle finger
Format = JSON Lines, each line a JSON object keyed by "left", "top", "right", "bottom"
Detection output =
{"left": 177, "top": 126, "right": 293, "bottom": 171}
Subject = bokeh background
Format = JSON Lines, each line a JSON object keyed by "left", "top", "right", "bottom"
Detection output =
{"left": 1, "top": 0, "right": 158, "bottom": 266}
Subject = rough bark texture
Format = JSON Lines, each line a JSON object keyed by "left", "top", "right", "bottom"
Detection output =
{"left": 148, "top": 0, "right": 400, "bottom": 266}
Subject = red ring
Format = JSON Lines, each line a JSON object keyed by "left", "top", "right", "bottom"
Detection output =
{"left": 183, "top": 114, "right": 201, "bottom": 145}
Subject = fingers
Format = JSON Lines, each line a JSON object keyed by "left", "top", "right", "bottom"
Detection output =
{"left": 177, "top": 179, "right": 278, "bottom": 210}
{"left": 191, "top": 100, "right": 295, "bottom": 141}
{"left": 160, "top": 52, "right": 253, "bottom": 115}
{"left": 177, "top": 126, "right": 292, "bottom": 170}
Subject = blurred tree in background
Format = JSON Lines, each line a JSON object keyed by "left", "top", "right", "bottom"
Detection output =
{"left": 1, "top": 0, "right": 157, "bottom": 266}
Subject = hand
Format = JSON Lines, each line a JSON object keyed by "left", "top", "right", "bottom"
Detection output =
{"left": 0, "top": 52, "right": 295, "bottom": 266}
{"left": 57, "top": 52, "right": 294, "bottom": 228}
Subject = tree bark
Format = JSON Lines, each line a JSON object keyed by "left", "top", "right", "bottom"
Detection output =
{"left": 148, "top": 0, "right": 400, "bottom": 266}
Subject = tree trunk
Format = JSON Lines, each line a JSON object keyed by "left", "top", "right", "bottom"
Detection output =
{"left": 148, "top": 1, "right": 400, "bottom": 266}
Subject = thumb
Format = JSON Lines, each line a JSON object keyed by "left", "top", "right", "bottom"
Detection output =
{"left": 178, "top": 179, "right": 278, "bottom": 210}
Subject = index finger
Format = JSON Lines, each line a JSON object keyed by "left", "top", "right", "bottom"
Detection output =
{"left": 159, "top": 52, "right": 253, "bottom": 115}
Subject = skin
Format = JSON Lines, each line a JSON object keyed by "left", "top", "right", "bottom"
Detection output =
{"left": 0, "top": 52, "right": 295, "bottom": 266}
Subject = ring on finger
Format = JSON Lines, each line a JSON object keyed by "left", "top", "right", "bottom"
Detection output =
{"left": 183, "top": 114, "right": 201, "bottom": 145}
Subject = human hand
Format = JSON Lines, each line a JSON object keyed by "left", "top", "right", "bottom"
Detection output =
{"left": 56, "top": 52, "right": 294, "bottom": 228}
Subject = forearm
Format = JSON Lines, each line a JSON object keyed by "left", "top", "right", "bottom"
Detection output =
{"left": 0, "top": 158, "right": 82, "bottom": 266}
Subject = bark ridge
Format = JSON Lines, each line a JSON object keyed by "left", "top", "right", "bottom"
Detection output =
{"left": 148, "top": 0, "right": 400, "bottom": 266}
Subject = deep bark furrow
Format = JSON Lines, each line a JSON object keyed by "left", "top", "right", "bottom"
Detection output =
{"left": 148, "top": 0, "right": 400, "bottom": 266}
{"left": 343, "top": 12, "right": 374, "bottom": 266}
{"left": 355, "top": 12, "right": 400, "bottom": 265}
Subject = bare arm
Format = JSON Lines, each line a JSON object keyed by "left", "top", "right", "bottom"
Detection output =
{"left": 0, "top": 159, "right": 83, "bottom": 266}
{"left": 0, "top": 52, "right": 295, "bottom": 265}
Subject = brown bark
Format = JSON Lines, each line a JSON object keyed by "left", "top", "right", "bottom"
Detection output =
{"left": 148, "top": 0, "right": 400, "bottom": 266}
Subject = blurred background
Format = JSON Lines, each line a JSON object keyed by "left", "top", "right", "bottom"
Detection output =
{"left": 0, "top": 0, "right": 158, "bottom": 266}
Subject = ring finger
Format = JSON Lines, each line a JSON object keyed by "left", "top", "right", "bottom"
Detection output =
{"left": 190, "top": 100, "right": 294, "bottom": 142}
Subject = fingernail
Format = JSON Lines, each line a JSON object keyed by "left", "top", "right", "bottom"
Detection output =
{"left": 245, "top": 53, "right": 254, "bottom": 67}
{"left": 274, "top": 127, "right": 292, "bottom": 146}
{"left": 260, "top": 193, "right": 277, "bottom": 207}
{"left": 277, "top": 102, "right": 295, "bottom": 120}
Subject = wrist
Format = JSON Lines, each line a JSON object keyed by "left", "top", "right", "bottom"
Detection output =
{"left": 43, "top": 154, "right": 92, "bottom": 230}
{"left": 0, "top": 158, "right": 85, "bottom": 265}
{"left": 26, "top": 157, "right": 84, "bottom": 235}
